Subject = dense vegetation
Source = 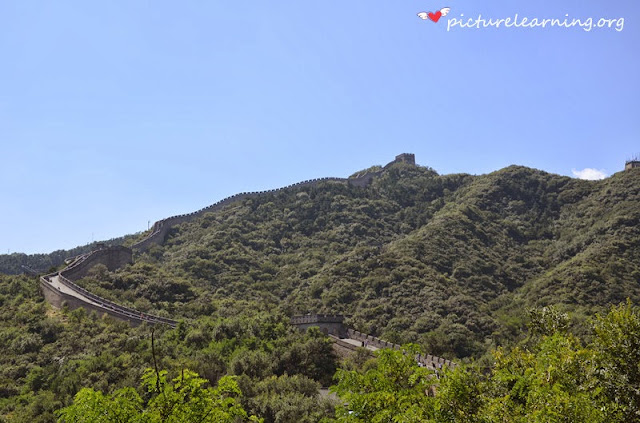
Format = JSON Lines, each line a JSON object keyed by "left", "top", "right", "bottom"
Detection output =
{"left": 331, "top": 302, "right": 640, "bottom": 422}
{"left": 0, "top": 275, "right": 336, "bottom": 423}
{"left": 1, "top": 161, "right": 639, "bottom": 421}
{"left": 57, "top": 369, "right": 263, "bottom": 423}
{"left": 105, "top": 163, "right": 638, "bottom": 359}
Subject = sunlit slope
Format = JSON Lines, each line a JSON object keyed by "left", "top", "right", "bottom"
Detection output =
{"left": 113, "top": 163, "right": 640, "bottom": 358}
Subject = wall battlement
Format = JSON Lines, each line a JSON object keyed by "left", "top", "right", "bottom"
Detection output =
{"left": 291, "top": 314, "right": 455, "bottom": 370}
{"left": 132, "top": 154, "right": 416, "bottom": 252}
{"left": 345, "top": 329, "right": 455, "bottom": 370}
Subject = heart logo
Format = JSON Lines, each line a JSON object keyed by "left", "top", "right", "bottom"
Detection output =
{"left": 417, "top": 8, "right": 451, "bottom": 23}
{"left": 428, "top": 11, "right": 442, "bottom": 22}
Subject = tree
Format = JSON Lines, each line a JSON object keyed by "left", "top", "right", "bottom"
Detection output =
{"left": 434, "top": 365, "right": 484, "bottom": 423}
{"left": 57, "top": 368, "right": 262, "bottom": 423}
{"left": 482, "top": 334, "right": 606, "bottom": 423}
{"left": 526, "top": 306, "right": 569, "bottom": 338}
{"left": 240, "top": 374, "right": 334, "bottom": 423}
{"left": 331, "top": 345, "right": 437, "bottom": 423}
{"left": 592, "top": 301, "right": 640, "bottom": 421}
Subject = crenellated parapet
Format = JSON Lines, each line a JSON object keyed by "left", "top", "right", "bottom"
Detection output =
{"left": 346, "top": 329, "right": 456, "bottom": 370}
{"left": 132, "top": 154, "right": 417, "bottom": 252}
{"left": 291, "top": 314, "right": 345, "bottom": 324}
{"left": 133, "top": 178, "right": 349, "bottom": 251}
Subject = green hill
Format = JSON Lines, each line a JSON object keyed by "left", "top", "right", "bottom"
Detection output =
{"left": 2, "top": 159, "right": 640, "bottom": 422}
{"left": 71, "top": 160, "right": 639, "bottom": 359}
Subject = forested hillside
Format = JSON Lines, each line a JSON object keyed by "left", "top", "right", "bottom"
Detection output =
{"left": 2, "top": 160, "right": 639, "bottom": 422}
{"left": 0, "top": 274, "right": 337, "bottom": 422}
{"left": 91, "top": 161, "right": 639, "bottom": 359}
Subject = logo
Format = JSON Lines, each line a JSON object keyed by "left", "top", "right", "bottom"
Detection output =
{"left": 418, "top": 7, "right": 451, "bottom": 23}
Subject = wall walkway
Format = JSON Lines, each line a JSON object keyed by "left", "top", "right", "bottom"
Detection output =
{"left": 292, "top": 314, "right": 456, "bottom": 370}
{"left": 40, "top": 247, "right": 177, "bottom": 327}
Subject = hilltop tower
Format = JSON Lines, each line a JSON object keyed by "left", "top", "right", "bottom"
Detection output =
{"left": 394, "top": 153, "right": 416, "bottom": 165}
{"left": 625, "top": 159, "right": 640, "bottom": 171}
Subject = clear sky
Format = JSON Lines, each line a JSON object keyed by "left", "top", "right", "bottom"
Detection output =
{"left": 1, "top": 1, "right": 638, "bottom": 254}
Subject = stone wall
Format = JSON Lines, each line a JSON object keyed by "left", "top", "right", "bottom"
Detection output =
{"left": 346, "top": 329, "right": 455, "bottom": 370}
{"left": 291, "top": 314, "right": 347, "bottom": 338}
{"left": 132, "top": 172, "right": 387, "bottom": 252}
{"left": 625, "top": 160, "right": 640, "bottom": 171}
{"left": 39, "top": 155, "right": 419, "bottom": 331}
{"left": 62, "top": 246, "right": 132, "bottom": 280}
{"left": 40, "top": 246, "right": 177, "bottom": 327}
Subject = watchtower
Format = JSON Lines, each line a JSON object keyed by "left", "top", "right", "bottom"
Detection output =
{"left": 394, "top": 153, "right": 416, "bottom": 165}
{"left": 291, "top": 314, "right": 347, "bottom": 338}
{"left": 625, "top": 159, "right": 640, "bottom": 171}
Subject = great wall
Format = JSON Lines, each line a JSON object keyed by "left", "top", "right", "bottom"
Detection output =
{"left": 131, "top": 153, "right": 416, "bottom": 252}
{"left": 33, "top": 154, "right": 640, "bottom": 371}
{"left": 38, "top": 153, "right": 455, "bottom": 368}
{"left": 290, "top": 315, "right": 456, "bottom": 371}
{"left": 40, "top": 246, "right": 178, "bottom": 327}
{"left": 131, "top": 177, "right": 351, "bottom": 252}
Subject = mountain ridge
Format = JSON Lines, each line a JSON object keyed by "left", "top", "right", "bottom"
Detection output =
{"left": 2, "top": 156, "right": 638, "bottom": 361}
{"left": 86, "top": 159, "right": 636, "bottom": 359}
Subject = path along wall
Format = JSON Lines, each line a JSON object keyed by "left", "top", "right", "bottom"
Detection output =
{"left": 346, "top": 329, "right": 456, "bottom": 370}
{"left": 40, "top": 247, "right": 177, "bottom": 327}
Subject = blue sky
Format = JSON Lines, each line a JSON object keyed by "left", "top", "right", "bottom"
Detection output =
{"left": 1, "top": 1, "right": 638, "bottom": 254}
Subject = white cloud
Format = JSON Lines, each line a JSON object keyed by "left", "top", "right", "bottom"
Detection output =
{"left": 571, "top": 168, "right": 608, "bottom": 180}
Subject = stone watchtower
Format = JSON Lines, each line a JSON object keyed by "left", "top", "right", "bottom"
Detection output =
{"left": 394, "top": 153, "right": 416, "bottom": 165}
{"left": 291, "top": 314, "right": 347, "bottom": 338}
{"left": 625, "top": 159, "right": 640, "bottom": 171}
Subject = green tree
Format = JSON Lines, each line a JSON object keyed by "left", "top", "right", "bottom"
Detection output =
{"left": 482, "top": 334, "right": 606, "bottom": 423}
{"left": 526, "top": 306, "right": 569, "bottom": 338}
{"left": 57, "top": 368, "right": 262, "bottom": 423}
{"left": 240, "top": 374, "right": 334, "bottom": 423}
{"left": 331, "top": 345, "right": 437, "bottom": 423}
{"left": 592, "top": 301, "right": 640, "bottom": 421}
{"left": 434, "top": 365, "right": 484, "bottom": 423}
